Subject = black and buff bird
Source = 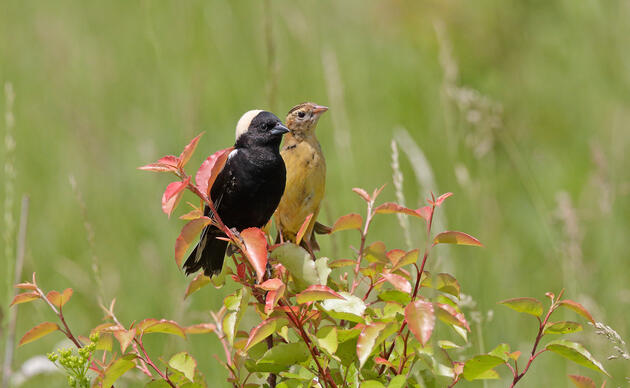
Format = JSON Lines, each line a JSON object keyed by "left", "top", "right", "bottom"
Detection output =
{"left": 275, "top": 102, "right": 329, "bottom": 253}
{"left": 184, "top": 110, "right": 289, "bottom": 276}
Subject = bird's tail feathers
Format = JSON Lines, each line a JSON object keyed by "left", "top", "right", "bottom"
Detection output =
{"left": 183, "top": 226, "right": 228, "bottom": 277}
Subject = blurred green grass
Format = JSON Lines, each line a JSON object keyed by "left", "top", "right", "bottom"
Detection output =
{"left": 1, "top": 0, "right": 629, "bottom": 386}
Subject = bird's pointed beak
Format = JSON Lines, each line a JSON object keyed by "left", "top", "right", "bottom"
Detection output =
{"left": 312, "top": 105, "right": 329, "bottom": 115}
{"left": 270, "top": 122, "right": 290, "bottom": 136}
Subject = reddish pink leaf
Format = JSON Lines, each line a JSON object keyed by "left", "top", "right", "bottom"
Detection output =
{"left": 178, "top": 133, "right": 204, "bottom": 168}
{"left": 352, "top": 188, "right": 371, "bottom": 202}
{"left": 372, "top": 184, "right": 386, "bottom": 201}
{"left": 296, "top": 285, "right": 345, "bottom": 304}
{"left": 10, "top": 292, "right": 40, "bottom": 306}
{"left": 46, "top": 288, "right": 73, "bottom": 309}
{"left": 196, "top": 147, "right": 234, "bottom": 196}
{"left": 381, "top": 273, "right": 411, "bottom": 294}
{"left": 185, "top": 323, "right": 216, "bottom": 334}
{"left": 184, "top": 273, "right": 211, "bottom": 299}
{"left": 416, "top": 206, "right": 433, "bottom": 220}
{"left": 435, "top": 303, "right": 470, "bottom": 331}
{"left": 138, "top": 155, "right": 180, "bottom": 172}
{"left": 258, "top": 278, "right": 284, "bottom": 291}
{"left": 175, "top": 216, "right": 212, "bottom": 267}
{"left": 375, "top": 202, "right": 423, "bottom": 219}
{"left": 295, "top": 213, "right": 313, "bottom": 246}
{"left": 374, "top": 356, "right": 394, "bottom": 368}
{"left": 559, "top": 300, "right": 595, "bottom": 324}
{"left": 236, "top": 263, "right": 246, "bottom": 279}
{"left": 137, "top": 319, "right": 186, "bottom": 338}
{"left": 241, "top": 228, "right": 268, "bottom": 283}
{"left": 434, "top": 192, "right": 453, "bottom": 207}
{"left": 331, "top": 213, "right": 363, "bottom": 234}
{"left": 433, "top": 231, "right": 483, "bottom": 247}
{"left": 14, "top": 282, "right": 37, "bottom": 291}
{"left": 162, "top": 177, "right": 190, "bottom": 218}
{"left": 405, "top": 300, "right": 435, "bottom": 345}
{"left": 568, "top": 375, "right": 597, "bottom": 388}
{"left": 18, "top": 322, "right": 60, "bottom": 346}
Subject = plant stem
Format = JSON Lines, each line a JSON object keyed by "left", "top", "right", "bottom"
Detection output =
{"left": 351, "top": 199, "right": 374, "bottom": 293}
{"left": 135, "top": 338, "right": 176, "bottom": 388}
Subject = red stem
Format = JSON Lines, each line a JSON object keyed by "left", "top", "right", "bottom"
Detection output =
{"left": 135, "top": 338, "right": 176, "bottom": 388}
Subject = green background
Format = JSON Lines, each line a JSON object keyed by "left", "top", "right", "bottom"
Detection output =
{"left": 1, "top": 1, "right": 629, "bottom": 386}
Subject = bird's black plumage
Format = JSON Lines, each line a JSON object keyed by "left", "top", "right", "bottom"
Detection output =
{"left": 184, "top": 111, "right": 289, "bottom": 276}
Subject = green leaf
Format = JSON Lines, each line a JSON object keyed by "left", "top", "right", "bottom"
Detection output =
{"left": 488, "top": 343, "right": 511, "bottom": 362}
{"left": 435, "top": 303, "right": 470, "bottom": 331}
{"left": 137, "top": 319, "right": 186, "bottom": 338}
{"left": 331, "top": 213, "right": 363, "bottom": 233}
{"left": 568, "top": 375, "right": 597, "bottom": 388}
{"left": 463, "top": 354, "right": 504, "bottom": 381}
{"left": 391, "top": 249, "right": 419, "bottom": 271}
{"left": 558, "top": 300, "right": 595, "bottom": 324}
{"left": 544, "top": 321, "right": 583, "bottom": 335}
{"left": 378, "top": 290, "right": 411, "bottom": 305}
{"left": 244, "top": 317, "right": 289, "bottom": 351}
{"left": 169, "top": 352, "right": 196, "bottom": 382}
{"left": 296, "top": 285, "right": 345, "bottom": 304}
{"left": 321, "top": 292, "right": 366, "bottom": 323}
{"left": 360, "top": 381, "right": 385, "bottom": 388}
{"left": 545, "top": 340, "right": 608, "bottom": 375}
{"left": 357, "top": 323, "right": 386, "bottom": 368}
{"left": 365, "top": 241, "right": 388, "bottom": 263}
{"left": 184, "top": 273, "right": 210, "bottom": 299}
{"left": 405, "top": 300, "right": 435, "bottom": 345}
{"left": 102, "top": 354, "right": 137, "bottom": 388}
{"left": 498, "top": 297, "right": 543, "bottom": 317}
{"left": 222, "top": 288, "right": 249, "bottom": 345}
{"left": 18, "top": 322, "right": 59, "bottom": 346}
{"left": 438, "top": 340, "right": 461, "bottom": 350}
{"left": 434, "top": 273, "right": 460, "bottom": 298}
{"left": 388, "top": 375, "right": 407, "bottom": 388}
{"left": 145, "top": 380, "right": 172, "bottom": 388}
{"left": 433, "top": 231, "right": 483, "bottom": 247}
{"left": 337, "top": 328, "right": 362, "bottom": 343}
{"left": 270, "top": 243, "right": 319, "bottom": 291}
{"left": 316, "top": 326, "right": 338, "bottom": 354}
{"left": 336, "top": 336, "right": 359, "bottom": 366}
{"left": 254, "top": 342, "right": 310, "bottom": 373}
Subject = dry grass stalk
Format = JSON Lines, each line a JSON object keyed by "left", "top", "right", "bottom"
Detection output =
{"left": 390, "top": 139, "right": 412, "bottom": 250}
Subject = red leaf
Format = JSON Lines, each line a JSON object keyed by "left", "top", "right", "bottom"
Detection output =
{"left": 405, "top": 300, "right": 435, "bottom": 345}
{"left": 113, "top": 328, "right": 136, "bottom": 353}
{"left": 375, "top": 202, "right": 423, "bottom": 219}
{"left": 184, "top": 273, "right": 211, "bottom": 299}
{"left": 10, "top": 292, "right": 40, "bottom": 306}
{"left": 295, "top": 213, "right": 313, "bottom": 246}
{"left": 331, "top": 213, "right": 363, "bottom": 233}
{"left": 137, "top": 319, "right": 186, "bottom": 338}
{"left": 433, "top": 231, "right": 483, "bottom": 247}
{"left": 559, "top": 300, "right": 595, "bottom": 324}
{"left": 18, "top": 322, "right": 60, "bottom": 346}
{"left": 138, "top": 155, "right": 180, "bottom": 172}
{"left": 374, "top": 356, "right": 394, "bottom": 368}
{"left": 241, "top": 228, "right": 268, "bottom": 283}
{"left": 196, "top": 147, "right": 234, "bottom": 197}
{"left": 236, "top": 263, "right": 246, "bottom": 279}
{"left": 174, "top": 216, "right": 212, "bottom": 267}
{"left": 162, "top": 177, "right": 190, "bottom": 218}
{"left": 258, "top": 278, "right": 284, "bottom": 291}
{"left": 178, "top": 133, "right": 204, "bottom": 168}
{"left": 264, "top": 288, "right": 285, "bottom": 314}
{"left": 386, "top": 249, "right": 406, "bottom": 266}
{"left": 416, "top": 206, "right": 433, "bottom": 220}
{"left": 352, "top": 188, "right": 371, "bottom": 202}
{"left": 46, "top": 288, "right": 73, "bottom": 309}
{"left": 381, "top": 273, "right": 411, "bottom": 294}
{"left": 434, "top": 192, "right": 453, "bottom": 207}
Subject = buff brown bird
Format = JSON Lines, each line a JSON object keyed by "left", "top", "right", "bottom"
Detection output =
{"left": 275, "top": 102, "right": 328, "bottom": 253}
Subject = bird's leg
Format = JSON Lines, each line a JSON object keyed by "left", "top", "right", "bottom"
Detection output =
{"left": 301, "top": 238, "right": 316, "bottom": 260}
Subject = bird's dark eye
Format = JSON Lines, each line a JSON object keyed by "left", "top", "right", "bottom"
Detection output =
{"left": 297, "top": 111, "right": 306, "bottom": 118}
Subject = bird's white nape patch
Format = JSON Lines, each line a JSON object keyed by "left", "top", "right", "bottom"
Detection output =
{"left": 235, "top": 110, "right": 263, "bottom": 140}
